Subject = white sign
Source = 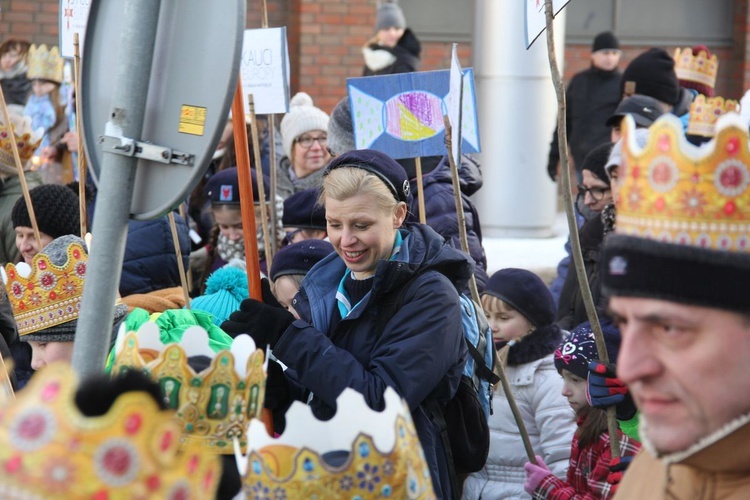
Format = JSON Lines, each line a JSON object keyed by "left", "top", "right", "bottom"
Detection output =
{"left": 59, "top": 0, "right": 92, "bottom": 58}
{"left": 241, "top": 27, "right": 290, "bottom": 115}
{"left": 448, "top": 44, "right": 463, "bottom": 168}
{"left": 525, "top": 0, "right": 570, "bottom": 49}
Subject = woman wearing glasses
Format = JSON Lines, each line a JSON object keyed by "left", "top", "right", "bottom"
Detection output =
{"left": 277, "top": 92, "right": 332, "bottom": 200}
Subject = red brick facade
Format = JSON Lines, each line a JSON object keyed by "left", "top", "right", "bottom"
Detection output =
{"left": 3, "top": 1, "right": 748, "bottom": 113}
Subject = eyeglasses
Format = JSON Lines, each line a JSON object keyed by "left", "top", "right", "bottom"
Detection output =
{"left": 577, "top": 184, "right": 611, "bottom": 201}
{"left": 296, "top": 135, "right": 327, "bottom": 149}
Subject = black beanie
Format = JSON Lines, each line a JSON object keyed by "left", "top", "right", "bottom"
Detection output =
{"left": 483, "top": 268, "right": 556, "bottom": 328}
{"left": 327, "top": 97, "right": 355, "bottom": 156}
{"left": 11, "top": 184, "right": 80, "bottom": 238}
{"left": 620, "top": 48, "right": 681, "bottom": 106}
{"left": 581, "top": 142, "right": 614, "bottom": 182}
{"left": 592, "top": 31, "right": 619, "bottom": 52}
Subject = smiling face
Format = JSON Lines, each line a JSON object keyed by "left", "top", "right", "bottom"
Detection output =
{"left": 15, "top": 227, "right": 54, "bottom": 264}
{"left": 610, "top": 296, "right": 750, "bottom": 454}
{"left": 292, "top": 131, "right": 330, "bottom": 179}
{"left": 325, "top": 192, "right": 406, "bottom": 279}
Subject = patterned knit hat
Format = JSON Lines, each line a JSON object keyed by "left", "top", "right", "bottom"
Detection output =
{"left": 12, "top": 183, "right": 80, "bottom": 238}
{"left": 554, "top": 320, "right": 621, "bottom": 379}
{"left": 280, "top": 92, "right": 330, "bottom": 159}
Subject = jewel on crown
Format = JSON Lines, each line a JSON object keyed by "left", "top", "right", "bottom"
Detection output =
{"left": 1, "top": 241, "right": 87, "bottom": 337}
{"left": 111, "top": 323, "right": 267, "bottom": 454}
{"left": 26, "top": 44, "right": 64, "bottom": 84}
{"left": 673, "top": 47, "right": 718, "bottom": 88}
{"left": 617, "top": 112, "right": 750, "bottom": 252}
{"left": 0, "top": 362, "right": 220, "bottom": 499}
{"left": 687, "top": 95, "right": 739, "bottom": 138}
{"left": 236, "top": 387, "right": 436, "bottom": 499}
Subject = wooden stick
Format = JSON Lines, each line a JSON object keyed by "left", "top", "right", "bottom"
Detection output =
{"left": 0, "top": 353, "right": 15, "bottom": 402}
{"left": 0, "top": 86, "right": 42, "bottom": 250}
{"left": 168, "top": 212, "right": 191, "bottom": 309}
{"left": 414, "top": 157, "right": 426, "bottom": 224}
{"left": 444, "top": 115, "right": 536, "bottom": 463}
{"left": 543, "top": 0, "right": 620, "bottom": 458}
{"left": 73, "top": 33, "right": 88, "bottom": 238}
{"left": 247, "top": 94, "right": 274, "bottom": 266}
{"left": 268, "top": 115, "right": 278, "bottom": 255}
{"left": 178, "top": 203, "right": 193, "bottom": 292}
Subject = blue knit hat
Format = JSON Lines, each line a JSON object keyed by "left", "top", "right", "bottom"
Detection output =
{"left": 190, "top": 267, "right": 249, "bottom": 326}
{"left": 270, "top": 240, "right": 334, "bottom": 282}
{"left": 282, "top": 188, "right": 326, "bottom": 230}
{"left": 554, "top": 319, "right": 622, "bottom": 379}
{"left": 483, "top": 268, "right": 556, "bottom": 329}
{"left": 325, "top": 149, "right": 411, "bottom": 204}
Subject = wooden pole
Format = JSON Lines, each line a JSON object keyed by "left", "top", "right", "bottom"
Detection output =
{"left": 268, "top": 115, "right": 278, "bottom": 255}
{"left": 247, "top": 94, "right": 274, "bottom": 266}
{"left": 0, "top": 354, "right": 14, "bottom": 402}
{"left": 168, "top": 212, "right": 191, "bottom": 309}
{"left": 414, "top": 157, "right": 427, "bottom": 224}
{"left": 179, "top": 204, "right": 193, "bottom": 292}
{"left": 73, "top": 33, "right": 88, "bottom": 238}
{"left": 543, "top": 0, "right": 620, "bottom": 458}
{"left": 0, "top": 86, "right": 42, "bottom": 250}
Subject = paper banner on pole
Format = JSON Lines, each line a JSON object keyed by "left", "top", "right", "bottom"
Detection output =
{"left": 241, "top": 27, "right": 290, "bottom": 115}
{"left": 348, "top": 69, "right": 480, "bottom": 160}
{"left": 448, "top": 44, "right": 463, "bottom": 167}
{"left": 524, "top": 0, "right": 570, "bottom": 49}
{"left": 59, "top": 0, "right": 92, "bottom": 58}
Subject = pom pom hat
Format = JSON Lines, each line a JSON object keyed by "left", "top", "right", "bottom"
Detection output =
{"left": 190, "top": 266, "right": 249, "bottom": 326}
{"left": 280, "top": 92, "right": 330, "bottom": 159}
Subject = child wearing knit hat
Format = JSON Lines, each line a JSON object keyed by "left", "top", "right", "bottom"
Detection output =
{"left": 523, "top": 320, "right": 641, "bottom": 499}
{"left": 269, "top": 239, "right": 333, "bottom": 317}
{"left": 463, "top": 268, "right": 577, "bottom": 499}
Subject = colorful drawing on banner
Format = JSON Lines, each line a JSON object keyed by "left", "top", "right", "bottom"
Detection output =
{"left": 347, "top": 69, "right": 480, "bottom": 159}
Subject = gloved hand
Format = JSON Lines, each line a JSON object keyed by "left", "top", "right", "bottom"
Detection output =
{"left": 220, "top": 278, "right": 294, "bottom": 348}
{"left": 264, "top": 360, "right": 290, "bottom": 411}
{"left": 524, "top": 456, "right": 552, "bottom": 495}
{"left": 607, "top": 455, "right": 634, "bottom": 486}
{"left": 586, "top": 361, "right": 637, "bottom": 421}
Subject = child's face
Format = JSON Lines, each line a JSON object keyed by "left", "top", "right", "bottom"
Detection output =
{"left": 213, "top": 205, "right": 244, "bottom": 242}
{"left": 28, "top": 340, "right": 75, "bottom": 370}
{"left": 485, "top": 306, "right": 533, "bottom": 344}
{"left": 0, "top": 48, "right": 22, "bottom": 73}
{"left": 272, "top": 275, "right": 300, "bottom": 319}
{"left": 32, "top": 79, "right": 56, "bottom": 97}
{"left": 561, "top": 369, "right": 588, "bottom": 412}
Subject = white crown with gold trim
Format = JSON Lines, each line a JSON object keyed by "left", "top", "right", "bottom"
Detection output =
{"left": 236, "top": 387, "right": 436, "bottom": 499}
{"left": 0, "top": 362, "right": 220, "bottom": 499}
{"left": 27, "top": 44, "right": 63, "bottom": 84}
{"left": 618, "top": 112, "right": 750, "bottom": 250}
{"left": 111, "top": 323, "right": 267, "bottom": 454}
{"left": 673, "top": 47, "right": 718, "bottom": 89}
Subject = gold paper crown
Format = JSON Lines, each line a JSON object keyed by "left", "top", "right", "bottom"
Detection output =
{"left": 673, "top": 47, "right": 718, "bottom": 89}
{"left": 687, "top": 95, "right": 739, "bottom": 138}
{"left": 236, "top": 387, "right": 436, "bottom": 499}
{"left": 617, "top": 113, "right": 750, "bottom": 251}
{"left": 0, "top": 109, "right": 43, "bottom": 171}
{"left": 26, "top": 44, "right": 63, "bottom": 84}
{"left": 0, "top": 362, "right": 220, "bottom": 499}
{"left": 111, "top": 324, "right": 267, "bottom": 454}
{"left": 1, "top": 241, "right": 87, "bottom": 337}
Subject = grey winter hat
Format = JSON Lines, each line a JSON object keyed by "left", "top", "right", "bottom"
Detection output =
{"left": 327, "top": 97, "right": 355, "bottom": 156}
{"left": 375, "top": 0, "right": 406, "bottom": 31}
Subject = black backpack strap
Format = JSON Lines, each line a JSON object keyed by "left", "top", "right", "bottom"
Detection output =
{"left": 465, "top": 339, "right": 500, "bottom": 385}
{"left": 425, "top": 398, "right": 461, "bottom": 500}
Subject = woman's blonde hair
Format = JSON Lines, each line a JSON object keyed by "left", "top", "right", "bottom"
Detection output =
{"left": 320, "top": 167, "right": 402, "bottom": 217}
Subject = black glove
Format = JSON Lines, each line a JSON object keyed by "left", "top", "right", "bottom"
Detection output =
{"left": 220, "top": 279, "right": 294, "bottom": 349}
{"left": 264, "top": 359, "right": 290, "bottom": 411}
{"left": 586, "top": 361, "right": 637, "bottom": 421}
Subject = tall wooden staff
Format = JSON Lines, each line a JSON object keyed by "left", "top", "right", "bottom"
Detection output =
{"left": 414, "top": 157, "right": 427, "bottom": 223}
{"left": 543, "top": 0, "right": 620, "bottom": 458}
{"left": 73, "top": 33, "right": 88, "bottom": 237}
{"left": 247, "top": 95, "right": 274, "bottom": 266}
{"left": 444, "top": 115, "right": 537, "bottom": 464}
{"left": 261, "top": 0, "right": 279, "bottom": 255}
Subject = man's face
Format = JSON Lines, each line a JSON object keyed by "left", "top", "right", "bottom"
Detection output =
{"left": 591, "top": 49, "right": 621, "bottom": 71}
{"left": 611, "top": 296, "right": 750, "bottom": 454}
{"left": 580, "top": 169, "right": 612, "bottom": 212}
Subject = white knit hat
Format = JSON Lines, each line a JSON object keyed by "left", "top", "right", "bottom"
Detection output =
{"left": 280, "top": 92, "right": 330, "bottom": 159}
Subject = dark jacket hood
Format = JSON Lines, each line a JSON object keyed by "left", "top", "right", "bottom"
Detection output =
{"left": 424, "top": 155, "right": 484, "bottom": 197}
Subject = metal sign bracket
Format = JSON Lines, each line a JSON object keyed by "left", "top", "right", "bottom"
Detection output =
{"left": 98, "top": 135, "right": 195, "bottom": 166}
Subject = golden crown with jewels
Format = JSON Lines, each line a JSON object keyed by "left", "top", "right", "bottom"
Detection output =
{"left": 26, "top": 44, "right": 63, "bottom": 84}
{"left": 673, "top": 47, "right": 718, "bottom": 89}
{"left": 236, "top": 387, "right": 436, "bottom": 499}
{"left": 1, "top": 240, "right": 87, "bottom": 337}
{"left": 111, "top": 323, "right": 267, "bottom": 454}
{"left": 617, "top": 112, "right": 750, "bottom": 251}
{"left": 0, "top": 362, "right": 220, "bottom": 499}
{"left": 0, "top": 106, "right": 43, "bottom": 173}
{"left": 687, "top": 95, "right": 739, "bottom": 138}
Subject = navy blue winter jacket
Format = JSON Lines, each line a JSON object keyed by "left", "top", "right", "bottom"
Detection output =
{"left": 273, "top": 223, "right": 471, "bottom": 499}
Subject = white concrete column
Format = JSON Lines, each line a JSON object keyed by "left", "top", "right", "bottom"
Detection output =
{"left": 473, "top": 0, "right": 566, "bottom": 237}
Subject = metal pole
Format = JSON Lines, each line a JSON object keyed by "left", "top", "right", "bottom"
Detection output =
{"left": 72, "top": 0, "right": 162, "bottom": 378}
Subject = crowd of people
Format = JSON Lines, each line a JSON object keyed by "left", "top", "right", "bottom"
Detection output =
{"left": 0, "top": 0, "right": 748, "bottom": 498}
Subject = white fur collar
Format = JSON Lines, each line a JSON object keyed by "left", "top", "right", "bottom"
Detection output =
{"left": 362, "top": 46, "right": 397, "bottom": 72}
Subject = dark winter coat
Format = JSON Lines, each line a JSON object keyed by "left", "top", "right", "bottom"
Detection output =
{"left": 409, "top": 155, "right": 489, "bottom": 291}
{"left": 1, "top": 72, "right": 31, "bottom": 106}
{"left": 362, "top": 29, "right": 421, "bottom": 76}
{"left": 274, "top": 223, "right": 471, "bottom": 499}
{"left": 548, "top": 66, "right": 622, "bottom": 173}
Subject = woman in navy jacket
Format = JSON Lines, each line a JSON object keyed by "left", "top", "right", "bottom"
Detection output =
{"left": 222, "top": 149, "right": 471, "bottom": 498}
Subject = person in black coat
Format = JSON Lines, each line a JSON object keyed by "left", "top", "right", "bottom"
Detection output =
{"left": 362, "top": 0, "right": 420, "bottom": 76}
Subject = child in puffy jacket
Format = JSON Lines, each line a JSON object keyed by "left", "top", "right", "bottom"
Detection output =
{"left": 524, "top": 321, "right": 641, "bottom": 499}
{"left": 463, "top": 269, "right": 577, "bottom": 499}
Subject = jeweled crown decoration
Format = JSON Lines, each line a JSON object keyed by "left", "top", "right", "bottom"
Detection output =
{"left": 111, "top": 324, "right": 267, "bottom": 454}
{"left": 236, "top": 387, "right": 436, "bottom": 499}
{"left": 0, "top": 363, "right": 220, "bottom": 499}
{"left": 0, "top": 110, "right": 43, "bottom": 172}
{"left": 1, "top": 241, "right": 87, "bottom": 336}
{"left": 674, "top": 47, "right": 718, "bottom": 89}
{"left": 26, "top": 44, "right": 64, "bottom": 84}
{"left": 687, "top": 95, "right": 739, "bottom": 138}
{"left": 617, "top": 113, "right": 750, "bottom": 251}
